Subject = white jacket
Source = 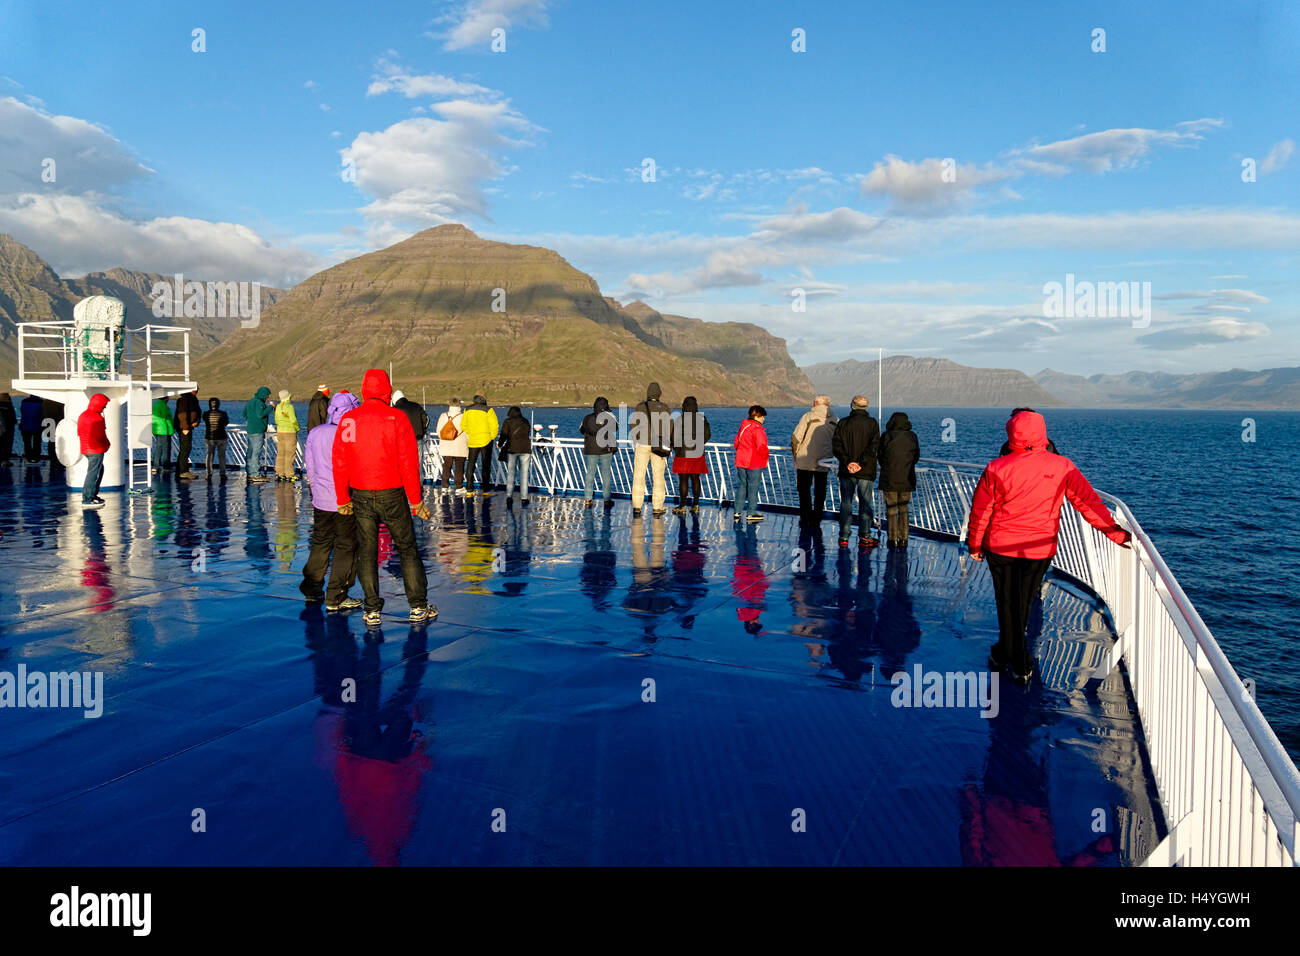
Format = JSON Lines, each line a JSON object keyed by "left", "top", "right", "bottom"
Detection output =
{"left": 435, "top": 407, "right": 470, "bottom": 457}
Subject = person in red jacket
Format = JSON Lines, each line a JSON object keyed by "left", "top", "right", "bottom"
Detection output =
{"left": 732, "top": 405, "right": 769, "bottom": 523}
{"left": 332, "top": 369, "right": 434, "bottom": 626}
{"left": 966, "top": 410, "right": 1131, "bottom": 684}
{"left": 78, "top": 393, "right": 111, "bottom": 508}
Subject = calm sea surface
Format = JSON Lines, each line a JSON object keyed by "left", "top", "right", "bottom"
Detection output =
{"left": 221, "top": 399, "right": 1300, "bottom": 760}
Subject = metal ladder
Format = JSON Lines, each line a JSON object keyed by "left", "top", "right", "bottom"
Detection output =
{"left": 125, "top": 379, "right": 154, "bottom": 494}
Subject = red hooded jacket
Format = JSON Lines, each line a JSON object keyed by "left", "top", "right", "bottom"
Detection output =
{"left": 77, "top": 394, "right": 111, "bottom": 455}
{"left": 332, "top": 370, "right": 421, "bottom": 507}
{"left": 733, "top": 418, "right": 769, "bottom": 469}
{"left": 966, "top": 411, "right": 1128, "bottom": 559}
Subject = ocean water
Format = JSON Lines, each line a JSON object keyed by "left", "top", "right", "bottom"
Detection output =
{"left": 222, "top": 398, "right": 1300, "bottom": 760}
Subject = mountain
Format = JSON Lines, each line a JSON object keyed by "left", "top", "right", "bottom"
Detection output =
{"left": 194, "top": 224, "right": 814, "bottom": 405}
{"left": 1034, "top": 368, "right": 1300, "bottom": 409}
{"left": 0, "top": 234, "right": 283, "bottom": 380}
{"left": 804, "top": 356, "right": 1065, "bottom": 408}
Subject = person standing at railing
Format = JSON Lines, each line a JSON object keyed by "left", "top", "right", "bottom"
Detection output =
{"left": 966, "top": 409, "right": 1131, "bottom": 686}
{"left": 300, "top": 390, "right": 362, "bottom": 612}
{"left": 629, "top": 382, "right": 672, "bottom": 518}
{"left": 173, "top": 388, "right": 201, "bottom": 479}
{"left": 0, "top": 393, "right": 15, "bottom": 464}
{"left": 19, "top": 395, "right": 43, "bottom": 463}
{"left": 77, "top": 393, "right": 110, "bottom": 509}
{"left": 733, "top": 405, "right": 769, "bottom": 523}
{"left": 499, "top": 405, "right": 533, "bottom": 507}
{"left": 579, "top": 396, "right": 617, "bottom": 510}
{"left": 877, "top": 411, "right": 919, "bottom": 549}
{"left": 203, "top": 397, "right": 229, "bottom": 482}
{"left": 42, "top": 398, "right": 63, "bottom": 468}
{"left": 307, "top": 384, "right": 331, "bottom": 431}
{"left": 274, "top": 389, "right": 300, "bottom": 482}
{"left": 831, "top": 396, "right": 881, "bottom": 550}
{"left": 244, "top": 386, "right": 273, "bottom": 483}
{"left": 671, "top": 396, "right": 711, "bottom": 515}
{"left": 998, "top": 407, "right": 1058, "bottom": 457}
{"left": 435, "top": 398, "right": 469, "bottom": 496}
{"left": 791, "top": 395, "right": 838, "bottom": 528}
{"left": 462, "top": 395, "right": 500, "bottom": 497}
{"left": 150, "top": 394, "right": 173, "bottom": 475}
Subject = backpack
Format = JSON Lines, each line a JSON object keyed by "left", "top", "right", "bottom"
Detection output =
{"left": 439, "top": 412, "right": 461, "bottom": 442}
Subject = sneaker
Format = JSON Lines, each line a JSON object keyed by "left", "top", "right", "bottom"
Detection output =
{"left": 326, "top": 597, "right": 362, "bottom": 612}
{"left": 689, "top": 505, "right": 699, "bottom": 514}
{"left": 746, "top": 514, "right": 764, "bottom": 523}
{"left": 82, "top": 499, "right": 105, "bottom": 509}
{"left": 179, "top": 471, "right": 197, "bottom": 479}
{"left": 455, "top": 488, "right": 468, "bottom": 497}
{"left": 408, "top": 605, "right": 437, "bottom": 623}
{"left": 652, "top": 509, "right": 667, "bottom": 517}
{"left": 363, "top": 610, "right": 382, "bottom": 628}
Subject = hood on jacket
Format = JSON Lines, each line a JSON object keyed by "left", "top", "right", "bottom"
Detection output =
{"left": 1006, "top": 410, "right": 1048, "bottom": 452}
{"left": 886, "top": 411, "right": 912, "bottom": 431}
{"left": 390, "top": 389, "right": 406, "bottom": 403}
{"left": 646, "top": 382, "right": 662, "bottom": 401}
{"left": 593, "top": 396, "right": 610, "bottom": 413}
{"left": 471, "top": 394, "right": 487, "bottom": 407}
{"left": 506, "top": 406, "right": 523, "bottom": 419}
{"left": 87, "top": 393, "right": 109, "bottom": 413}
{"left": 254, "top": 386, "right": 271, "bottom": 401}
{"left": 362, "top": 369, "right": 393, "bottom": 403}
{"left": 209, "top": 397, "right": 221, "bottom": 410}
{"left": 682, "top": 395, "right": 699, "bottom": 413}
{"left": 327, "top": 390, "right": 361, "bottom": 425}
{"left": 278, "top": 389, "right": 291, "bottom": 402}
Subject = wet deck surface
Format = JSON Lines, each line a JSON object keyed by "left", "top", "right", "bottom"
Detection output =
{"left": 0, "top": 465, "right": 1163, "bottom": 865}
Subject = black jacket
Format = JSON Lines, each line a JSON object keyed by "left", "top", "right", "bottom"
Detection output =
{"left": 877, "top": 412, "right": 919, "bottom": 492}
{"left": 204, "top": 400, "right": 229, "bottom": 442}
{"left": 580, "top": 397, "right": 617, "bottom": 455}
{"left": 831, "top": 407, "right": 880, "bottom": 480}
{"left": 499, "top": 408, "right": 532, "bottom": 455}
{"left": 630, "top": 383, "right": 671, "bottom": 451}
{"left": 307, "top": 392, "right": 330, "bottom": 430}
{"left": 671, "top": 397, "right": 710, "bottom": 457}
{"left": 393, "top": 396, "right": 429, "bottom": 440}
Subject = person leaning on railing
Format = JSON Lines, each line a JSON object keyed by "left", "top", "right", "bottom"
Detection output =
{"left": 966, "top": 409, "right": 1131, "bottom": 686}
{"left": 791, "top": 395, "right": 837, "bottom": 527}
{"left": 579, "top": 396, "right": 617, "bottom": 510}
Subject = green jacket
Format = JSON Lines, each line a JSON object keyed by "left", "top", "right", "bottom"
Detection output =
{"left": 151, "top": 398, "right": 175, "bottom": 436}
{"left": 244, "top": 387, "right": 273, "bottom": 435}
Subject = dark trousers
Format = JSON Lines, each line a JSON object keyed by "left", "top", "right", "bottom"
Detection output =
{"left": 177, "top": 430, "right": 194, "bottom": 474}
{"left": 441, "top": 455, "right": 466, "bottom": 489}
{"left": 300, "top": 508, "right": 359, "bottom": 604}
{"left": 796, "top": 469, "right": 828, "bottom": 525}
{"left": 466, "top": 444, "right": 493, "bottom": 491}
{"left": 352, "top": 487, "right": 428, "bottom": 613}
{"left": 884, "top": 489, "right": 911, "bottom": 543}
{"left": 82, "top": 453, "right": 104, "bottom": 502}
{"left": 0, "top": 429, "right": 11, "bottom": 462}
{"left": 985, "top": 552, "right": 1052, "bottom": 672}
{"left": 22, "top": 431, "right": 40, "bottom": 462}
{"left": 205, "top": 439, "right": 228, "bottom": 475}
{"left": 678, "top": 474, "right": 701, "bottom": 506}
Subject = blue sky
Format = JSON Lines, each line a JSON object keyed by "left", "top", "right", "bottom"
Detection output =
{"left": 1, "top": 0, "right": 1296, "bottom": 375}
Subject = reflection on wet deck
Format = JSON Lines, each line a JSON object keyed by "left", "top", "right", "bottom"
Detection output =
{"left": 0, "top": 468, "right": 1163, "bottom": 865}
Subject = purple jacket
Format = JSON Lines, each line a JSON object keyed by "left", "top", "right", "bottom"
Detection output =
{"left": 305, "top": 391, "right": 361, "bottom": 512}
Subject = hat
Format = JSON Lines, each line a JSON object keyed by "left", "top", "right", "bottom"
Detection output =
{"left": 317, "top": 384, "right": 329, "bottom": 394}
{"left": 278, "top": 389, "right": 290, "bottom": 401}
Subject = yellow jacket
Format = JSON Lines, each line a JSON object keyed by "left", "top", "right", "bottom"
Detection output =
{"left": 274, "top": 398, "right": 299, "bottom": 434}
{"left": 462, "top": 405, "right": 499, "bottom": 448}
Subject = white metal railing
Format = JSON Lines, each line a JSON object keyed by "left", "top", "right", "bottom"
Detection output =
{"left": 194, "top": 429, "right": 1300, "bottom": 865}
{"left": 16, "top": 321, "right": 191, "bottom": 382}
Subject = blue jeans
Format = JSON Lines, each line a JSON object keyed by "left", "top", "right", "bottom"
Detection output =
{"left": 735, "top": 467, "right": 762, "bottom": 517}
{"left": 152, "top": 434, "right": 170, "bottom": 470}
{"left": 583, "top": 453, "right": 613, "bottom": 500}
{"left": 505, "top": 452, "right": 531, "bottom": 499}
{"left": 839, "top": 476, "right": 875, "bottom": 539}
{"left": 82, "top": 453, "right": 104, "bottom": 503}
{"left": 246, "top": 432, "right": 266, "bottom": 477}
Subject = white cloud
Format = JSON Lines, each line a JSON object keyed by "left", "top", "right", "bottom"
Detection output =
{"left": 1260, "top": 139, "right": 1295, "bottom": 175}
{"left": 0, "top": 193, "right": 321, "bottom": 288}
{"left": 861, "top": 155, "right": 1015, "bottom": 213}
{"left": 0, "top": 97, "right": 152, "bottom": 194}
{"left": 435, "top": 0, "right": 550, "bottom": 51}
{"left": 366, "top": 57, "right": 497, "bottom": 99}
{"left": 1016, "top": 119, "right": 1224, "bottom": 174}
{"left": 342, "top": 98, "right": 540, "bottom": 228}
{"left": 1137, "top": 317, "right": 1269, "bottom": 350}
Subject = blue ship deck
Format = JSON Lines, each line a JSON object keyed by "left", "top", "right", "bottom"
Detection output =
{"left": 0, "top": 466, "right": 1163, "bottom": 866}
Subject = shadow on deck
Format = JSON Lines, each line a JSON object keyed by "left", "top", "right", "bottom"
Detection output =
{"left": 0, "top": 466, "right": 1164, "bottom": 865}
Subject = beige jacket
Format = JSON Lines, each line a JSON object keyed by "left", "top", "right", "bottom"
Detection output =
{"left": 792, "top": 405, "right": 838, "bottom": 471}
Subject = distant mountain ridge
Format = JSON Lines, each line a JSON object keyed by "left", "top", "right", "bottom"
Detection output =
{"left": 1033, "top": 367, "right": 1300, "bottom": 409}
{"left": 0, "top": 234, "right": 283, "bottom": 380}
{"left": 804, "top": 356, "right": 1065, "bottom": 408}
{"left": 194, "top": 224, "right": 814, "bottom": 405}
